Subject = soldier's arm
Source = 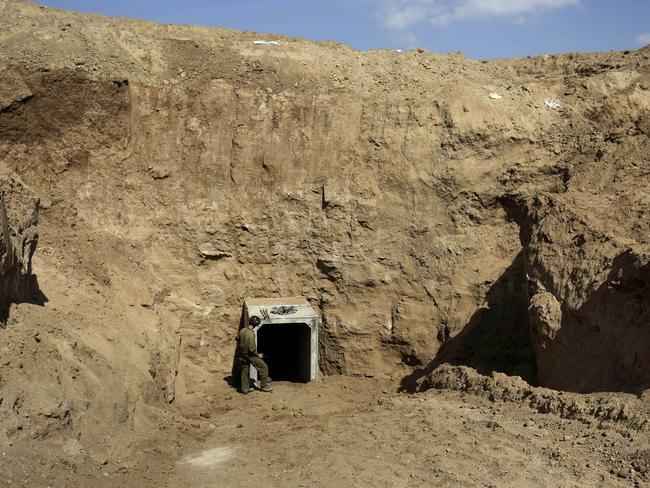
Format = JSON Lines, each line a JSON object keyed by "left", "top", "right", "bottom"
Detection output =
{"left": 251, "top": 342, "right": 263, "bottom": 358}
{"left": 246, "top": 334, "right": 261, "bottom": 357}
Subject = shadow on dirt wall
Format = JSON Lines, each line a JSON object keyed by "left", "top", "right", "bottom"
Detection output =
{"left": 224, "top": 306, "right": 248, "bottom": 389}
{"left": 400, "top": 251, "right": 536, "bottom": 392}
{"left": 537, "top": 250, "right": 650, "bottom": 394}
{"left": 0, "top": 274, "right": 48, "bottom": 324}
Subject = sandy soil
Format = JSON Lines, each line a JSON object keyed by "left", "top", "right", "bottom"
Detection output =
{"left": 1, "top": 376, "right": 648, "bottom": 487}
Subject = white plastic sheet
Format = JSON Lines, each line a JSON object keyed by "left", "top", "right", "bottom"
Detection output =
{"left": 544, "top": 97, "right": 561, "bottom": 110}
{"left": 253, "top": 40, "right": 280, "bottom": 46}
{"left": 488, "top": 92, "right": 503, "bottom": 100}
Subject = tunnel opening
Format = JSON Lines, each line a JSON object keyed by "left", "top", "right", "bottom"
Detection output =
{"left": 257, "top": 322, "right": 312, "bottom": 382}
{"left": 243, "top": 296, "right": 319, "bottom": 383}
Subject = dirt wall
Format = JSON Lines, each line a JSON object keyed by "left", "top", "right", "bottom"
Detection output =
{"left": 524, "top": 194, "right": 650, "bottom": 393}
{"left": 0, "top": 165, "right": 38, "bottom": 320}
{"left": 0, "top": 0, "right": 649, "bottom": 455}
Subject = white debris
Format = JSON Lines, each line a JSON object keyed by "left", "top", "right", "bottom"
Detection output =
{"left": 253, "top": 40, "right": 280, "bottom": 46}
{"left": 394, "top": 49, "right": 403, "bottom": 53}
{"left": 544, "top": 97, "right": 562, "bottom": 110}
{"left": 488, "top": 92, "right": 503, "bottom": 100}
{"left": 180, "top": 447, "right": 235, "bottom": 468}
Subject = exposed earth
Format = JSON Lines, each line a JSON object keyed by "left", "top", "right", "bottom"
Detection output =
{"left": 0, "top": 0, "right": 649, "bottom": 486}
{"left": 2, "top": 375, "right": 650, "bottom": 487}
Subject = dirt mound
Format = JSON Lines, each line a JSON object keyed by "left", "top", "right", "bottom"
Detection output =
{"left": 0, "top": 1, "right": 649, "bottom": 481}
{"left": 417, "top": 364, "right": 650, "bottom": 432}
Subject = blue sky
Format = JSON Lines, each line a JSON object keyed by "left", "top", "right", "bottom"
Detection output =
{"left": 39, "top": 0, "right": 650, "bottom": 59}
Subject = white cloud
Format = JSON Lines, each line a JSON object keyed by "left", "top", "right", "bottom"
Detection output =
{"left": 393, "top": 30, "right": 421, "bottom": 48}
{"left": 376, "top": 0, "right": 441, "bottom": 30}
{"left": 637, "top": 33, "right": 650, "bottom": 45}
{"left": 375, "top": 0, "right": 581, "bottom": 30}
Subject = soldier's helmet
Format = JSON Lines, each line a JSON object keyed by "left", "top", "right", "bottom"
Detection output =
{"left": 249, "top": 315, "right": 261, "bottom": 327}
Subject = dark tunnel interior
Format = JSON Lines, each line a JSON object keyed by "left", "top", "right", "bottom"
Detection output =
{"left": 257, "top": 322, "right": 311, "bottom": 382}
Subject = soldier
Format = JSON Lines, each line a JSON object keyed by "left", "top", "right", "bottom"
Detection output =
{"left": 236, "top": 315, "right": 272, "bottom": 394}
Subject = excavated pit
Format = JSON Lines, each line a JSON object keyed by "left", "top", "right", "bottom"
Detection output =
{"left": 0, "top": 3, "right": 649, "bottom": 477}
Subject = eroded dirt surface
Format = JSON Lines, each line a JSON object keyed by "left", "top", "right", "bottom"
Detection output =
{"left": 3, "top": 376, "right": 648, "bottom": 487}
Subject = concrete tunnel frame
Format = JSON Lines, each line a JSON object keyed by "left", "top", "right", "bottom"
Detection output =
{"left": 242, "top": 297, "right": 319, "bottom": 382}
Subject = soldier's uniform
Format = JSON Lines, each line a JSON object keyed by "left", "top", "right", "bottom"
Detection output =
{"left": 237, "top": 327, "right": 270, "bottom": 392}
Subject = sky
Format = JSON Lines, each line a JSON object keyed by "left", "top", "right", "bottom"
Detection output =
{"left": 38, "top": 0, "right": 650, "bottom": 59}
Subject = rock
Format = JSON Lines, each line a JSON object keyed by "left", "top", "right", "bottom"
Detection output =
{"left": 611, "top": 467, "right": 630, "bottom": 479}
{"left": 204, "top": 221, "right": 219, "bottom": 235}
{"left": 89, "top": 450, "right": 109, "bottom": 466}
{"left": 38, "top": 197, "right": 53, "bottom": 210}
{"left": 528, "top": 291, "right": 562, "bottom": 342}
{"left": 147, "top": 166, "right": 170, "bottom": 180}
{"left": 197, "top": 243, "right": 231, "bottom": 260}
{"left": 62, "top": 439, "right": 86, "bottom": 461}
{"left": 0, "top": 70, "right": 32, "bottom": 111}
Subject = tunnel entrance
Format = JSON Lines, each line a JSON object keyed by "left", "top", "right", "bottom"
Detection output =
{"left": 257, "top": 322, "right": 312, "bottom": 382}
{"left": 242, "top": 297, "right": 319, "bottom": 383}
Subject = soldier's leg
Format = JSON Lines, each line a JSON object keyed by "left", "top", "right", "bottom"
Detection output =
{"left": 249, "top": 356, "right": 269, "bottom": 387}
{"left": 240, "top": 360, "right": 251, "bottom": 392}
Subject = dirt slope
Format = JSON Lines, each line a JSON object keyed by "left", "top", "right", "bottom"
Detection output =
{"left": 0, "top": 0, "right": 649, "bottom": 485}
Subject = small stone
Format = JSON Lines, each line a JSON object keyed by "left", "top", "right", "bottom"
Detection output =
{"left": 197, "top": 243, "right": 231, "bottom": 260}
{"left": 39, "top": 198, "right": 53, "bottom": 210}
{"left": 148, "top": 166, "right": 170, "bottom": 180}
{"left": 611, "top": 468, "right": 629, "bottom": 479}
